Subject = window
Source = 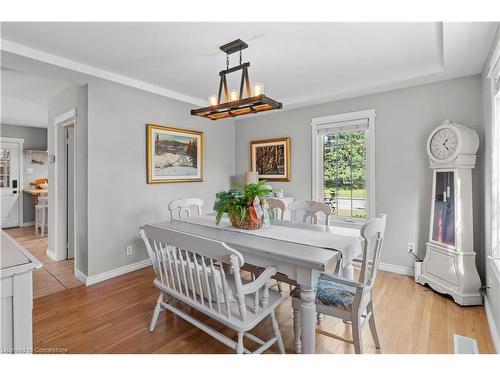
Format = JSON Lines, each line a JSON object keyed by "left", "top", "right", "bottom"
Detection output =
{"left": 488, "top": 38, "right": 500, "bottom": 262}
{"left": 492, "top": 75, "right": 500, "bottom": 259}
{"left": 311, "top": 110, "right": 375, "bottom": 226}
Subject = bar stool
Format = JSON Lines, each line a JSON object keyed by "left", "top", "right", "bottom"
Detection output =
{"left": 35, "top": 193, "right": 48, "bottom": 236}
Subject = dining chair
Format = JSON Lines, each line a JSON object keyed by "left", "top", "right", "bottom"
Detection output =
{"left": 168, "top": 198, "right": 204, "bottom": 220}
{"left": 288, "top": 200, "right": 332, "bottom": 225}
{"left": 265, "top": 198, "right": 291, "bottom": 293}
{"left": 267, "top": 197, "right": 287, "bottom": 221}
{"left": 140, "top": 225, "right": 286, "bottom": 354}
{"left": 290, "top": 214, "right": 387, "bottom": 354}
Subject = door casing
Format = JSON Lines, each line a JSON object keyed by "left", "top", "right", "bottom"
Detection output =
{"left": 50, "top": 109, "right": 77, "bottom": 265}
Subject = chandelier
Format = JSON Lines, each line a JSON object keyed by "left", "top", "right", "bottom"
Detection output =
{"left": 191, "top": 39, "right": 282, "bottom": 120}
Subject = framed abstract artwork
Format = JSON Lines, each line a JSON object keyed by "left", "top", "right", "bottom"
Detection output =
{"left": 250, "top": 137, "right": 291, "bottom": 181}
{"left": 146, "top": 124, "right": 203, "bottom": 183}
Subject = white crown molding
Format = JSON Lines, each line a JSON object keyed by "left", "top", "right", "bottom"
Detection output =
{"left": 486, "top": 25, "right": 500, "bottom": 78}
{"left": 0, "top": 118, "right": 48, "bottom": 128}
{"left": 1, "top": 40, "right": 206, "bottom": 106}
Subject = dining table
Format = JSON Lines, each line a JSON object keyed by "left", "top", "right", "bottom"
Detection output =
{"left": 147, "top": 214, "right": 361, "bottom": 354}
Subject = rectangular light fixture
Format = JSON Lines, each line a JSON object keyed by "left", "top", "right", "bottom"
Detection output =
{"left": 191, "top": 39, "right": 282, "bottom": 120}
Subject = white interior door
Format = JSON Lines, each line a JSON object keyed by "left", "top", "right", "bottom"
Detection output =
{"left": 1, "top": 141, "right": 21, "bottom": 228}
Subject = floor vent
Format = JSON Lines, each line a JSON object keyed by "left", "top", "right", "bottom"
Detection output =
{"left": 454, "top": 334, "right": 479, "bottom": 354}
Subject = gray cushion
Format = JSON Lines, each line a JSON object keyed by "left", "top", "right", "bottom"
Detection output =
{"left": 291, "top": 274, "right": 357, "bottom": 311}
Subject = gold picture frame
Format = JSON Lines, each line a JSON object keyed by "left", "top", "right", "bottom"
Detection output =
{"left": 250, "top": 137, "right": 291, "bottom": 182}
{"left": 146, "top": 124, "right": 204, "bottom": 184}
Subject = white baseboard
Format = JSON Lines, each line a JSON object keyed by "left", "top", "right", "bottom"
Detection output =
{"left": 21, "top": 221, "right": 35, "bottom": 227}
{"left": 46, "top": 248, "right": 57, "bottom": 261}
{"left": 84, "top": 259, "right": 151, "bottom": 286}
{"left": 485, "top": 297, "right": 500, "bottom": 353}
{"left": 74, "top": 268, "right": 88, "bottom": 285}
{"left": 353, "top": 260, "right": 414, "bottom": 276}
{"left": 379, "top": 262, "right": 414, "bottom": 276}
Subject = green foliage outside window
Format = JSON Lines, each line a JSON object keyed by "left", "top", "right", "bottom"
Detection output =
{"left": 323, "top": 130, "right": 367, "bottom": 219}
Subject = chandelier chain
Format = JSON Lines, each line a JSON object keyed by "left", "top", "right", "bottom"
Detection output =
{"left": 239, "top": 48, "right": 242, "bottom": 65}
{"left": 226, "top": 53, "right": 229, "bottom": 70}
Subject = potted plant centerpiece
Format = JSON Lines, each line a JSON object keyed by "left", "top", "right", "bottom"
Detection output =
{"left": 214, "top": 181, "right": 273, "bottom": 230}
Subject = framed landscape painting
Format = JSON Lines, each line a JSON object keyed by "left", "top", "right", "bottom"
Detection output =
{"left": 250, "top": 137, "right": 291, "bottom": 181}
{"left": 146, "top": 124, "right": 203, "bottom": 183}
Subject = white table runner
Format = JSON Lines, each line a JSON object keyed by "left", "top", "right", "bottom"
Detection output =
{"left": 179, "top": 215, "right": 361, "bottom": 265}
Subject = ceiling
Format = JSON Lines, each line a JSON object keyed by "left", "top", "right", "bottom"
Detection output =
{"left": 1, "top": 68, "right": 74, "bottom": 127}
{"left": 1, "top": 22, "right": 498, "bottom": 112}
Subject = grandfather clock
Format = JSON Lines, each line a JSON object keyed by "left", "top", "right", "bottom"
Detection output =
{"left": 416, "top": 120, "right": 482, "bottom": 306}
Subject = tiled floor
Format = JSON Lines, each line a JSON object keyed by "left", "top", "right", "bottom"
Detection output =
{"left": 4, "top": 226, "right": 83, "bottom": 299}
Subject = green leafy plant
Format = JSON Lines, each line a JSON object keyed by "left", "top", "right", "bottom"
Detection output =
{"left": 214, "top": 181, "right": 273, "bottom": 225}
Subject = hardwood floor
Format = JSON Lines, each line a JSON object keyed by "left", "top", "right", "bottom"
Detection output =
{"left": 4, "top": 226, "right": 83, "bottom": 299}
{"left": 32, "top": 265, "right": 495, "bottom": 354}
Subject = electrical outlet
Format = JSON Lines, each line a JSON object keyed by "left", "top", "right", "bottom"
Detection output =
{"left": 126, "top": 245, "right": 133, "bottom": 256}
{"left": 407, "top": 242, "right": 415, "bottom": 253}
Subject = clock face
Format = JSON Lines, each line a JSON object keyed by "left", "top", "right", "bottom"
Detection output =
{"left": 430, "top": 128, "right": 459, "bottom": 160}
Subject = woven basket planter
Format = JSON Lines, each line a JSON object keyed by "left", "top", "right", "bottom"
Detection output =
{"left": 230, "top": 214, "right": 262, "bottom": 230}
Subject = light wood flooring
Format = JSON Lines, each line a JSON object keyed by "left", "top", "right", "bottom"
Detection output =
{"left": 4, "top": 226, "right": 83, "bottom": 299}
{"left": 31, "top": 265, "right": 495, "bottom": 354}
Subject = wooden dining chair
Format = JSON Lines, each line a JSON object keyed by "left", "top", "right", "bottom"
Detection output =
{"left": 168, "top": 198, "right": 204, "bottom": 220}
{"left": 140, "top": 225, "right": 285, "bottom": 354}
{"left": 288, "top": 200, "right": 332, "bottom": 225}
{"left": 291, "top": 214, "right": 387, "bottom": 354}
{"left": 267, "top": 197, "right": 287, "bottom": 221}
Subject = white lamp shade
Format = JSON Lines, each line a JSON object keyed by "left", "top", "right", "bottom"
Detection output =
{"left": 252, "top": 82, "right": 264, "bottom": 96}
{"left": 208, "top": 95, "right": 217, "bottom": 106}
{"left": 245, "top": 171, "right": 259, "bottom": 185}
{"left": 230, "top": 89, "right": 239, "bottom": 101}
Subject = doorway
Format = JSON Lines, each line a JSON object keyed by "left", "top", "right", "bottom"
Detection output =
{"left": 0, "top": 137, "right": 23, "bottom": 228}
{"left": 51, "top": 109, "right": 77, "bottom": 263}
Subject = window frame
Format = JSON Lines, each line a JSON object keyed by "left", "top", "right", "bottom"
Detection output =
{"left": 487, "top": 36, "right": 500, "bottom": 268}
{"left": 311, "top": 109, "right": 376, "bottom": 228}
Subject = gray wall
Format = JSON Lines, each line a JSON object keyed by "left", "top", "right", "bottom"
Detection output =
{"left": 0, "top": 124, "right": 47, "bottom": 224}
{"left": 86, "top": 81, "right": 235, "bottom": 276}
{"left": 235, "top": 75, "right": 485, "bottom": 275}
{"left": 48, "top": 85, "right": 88, "bottom": 274}
{"left": 482, "top": 27, "right": 500, "bottom": 351}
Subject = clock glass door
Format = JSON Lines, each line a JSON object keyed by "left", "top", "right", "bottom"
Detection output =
{"left": 432, "top": 171, "right": 455, "bottom": 246}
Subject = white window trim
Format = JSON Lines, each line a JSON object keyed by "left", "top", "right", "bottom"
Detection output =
{"left": 487, "top": 36, "right": 500, "bottom": 267}
{"left": 311, "top": 109, "right": 376, "bottom": 228}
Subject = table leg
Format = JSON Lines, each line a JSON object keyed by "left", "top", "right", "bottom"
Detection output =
{"left": 300, "top": 286, "right": 316, "bottom": 354}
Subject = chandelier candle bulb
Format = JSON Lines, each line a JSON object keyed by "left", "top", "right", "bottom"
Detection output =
{"left": 230, "top": 89, "right": 239, "bottom": 101}
{"left": 208, "top": 95, "right": 218, "bottom": 106}
{"left": 253, "top": 82, "right": 264, "bottom": 96}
